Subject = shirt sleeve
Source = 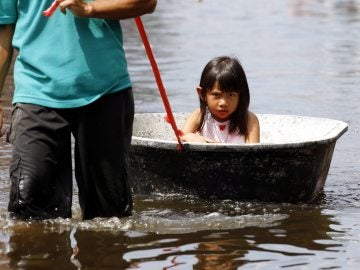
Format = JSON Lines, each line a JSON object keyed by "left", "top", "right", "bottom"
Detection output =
{"left": 0, "top": 0, "right": 17, "bottom": 24}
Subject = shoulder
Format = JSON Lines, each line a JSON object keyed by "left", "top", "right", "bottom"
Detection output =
{"left": 186, "top": 108, "right": 202, "bottom": 125}
{"left": 188, "top": 108, "right": 202, "bottom": 119}
{"left": 182, "top": 108, "right": 202, "bottom": 133}
{"left": 247, "top": 111, "right": 259, "bottom": 126}
{"left": 246, "top": 111, "right": 260, "bottom": 143}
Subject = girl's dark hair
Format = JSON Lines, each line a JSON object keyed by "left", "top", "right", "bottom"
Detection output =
{"left": 198, "top": 56, "right": 250, "bottom": 135}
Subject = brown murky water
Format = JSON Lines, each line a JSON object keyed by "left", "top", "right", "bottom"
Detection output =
{"left": 1, "top": 0, "right": 360, "bottom": 269}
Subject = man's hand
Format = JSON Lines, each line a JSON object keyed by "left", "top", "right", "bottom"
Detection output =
{"left": 56, "top": 0, "right": 93, "bottom": 17}
{"left": 54, "top": 0, "right": 156, "bottom": 20}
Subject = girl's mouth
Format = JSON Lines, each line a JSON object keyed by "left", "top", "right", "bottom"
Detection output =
{"left": 217, "top": 110, "right": 228, "bottom": 115}
{"left": 214, "top": 110, "right": 230, "bottom": 120}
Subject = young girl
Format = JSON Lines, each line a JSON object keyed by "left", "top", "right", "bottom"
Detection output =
{"left": 181, "top": 56, "right": 260, "bottom": 143}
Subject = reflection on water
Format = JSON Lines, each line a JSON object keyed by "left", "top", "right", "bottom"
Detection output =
{"left": 0, "top": 199, "right": 347, "bottom": 269}
{"left": 1, "top": 0, "right": 360, "bottom": 269}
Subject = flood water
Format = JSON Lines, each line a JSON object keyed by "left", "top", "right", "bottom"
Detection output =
{"left": 1, "top": 0, "right": 360, "bottom": 269}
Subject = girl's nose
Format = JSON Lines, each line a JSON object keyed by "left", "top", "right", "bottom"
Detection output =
{"left": 219, "top": 98, "right": 227, "bottom": 107}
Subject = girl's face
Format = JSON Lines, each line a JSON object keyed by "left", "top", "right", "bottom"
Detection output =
{"left": 201, "top": 82, "right": 239, "bottom": 122}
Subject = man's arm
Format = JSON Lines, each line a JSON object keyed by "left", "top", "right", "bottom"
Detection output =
{"left": 56, "top": 0, "right": 157, "bottom": 19}
{"left": 0, "top": 24, "right": 14, "bottom": 97}
{"left": 0, "top": 24, "right": 14, "bottom": 137}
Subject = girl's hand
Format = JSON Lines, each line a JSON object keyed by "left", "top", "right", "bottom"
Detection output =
{"left": 180, "top": 133, "right": 214, "bottom": 143}
{"left": 56, "top": 0, "right": 93, "bottom": 17}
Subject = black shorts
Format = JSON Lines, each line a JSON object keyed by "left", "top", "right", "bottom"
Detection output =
{"left": 7, "top": 89, "right": 134, "bottom": 220}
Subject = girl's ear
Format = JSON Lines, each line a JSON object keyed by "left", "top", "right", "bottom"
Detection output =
{"left": 196, "top": 86, "right": 203, "bottom": 100}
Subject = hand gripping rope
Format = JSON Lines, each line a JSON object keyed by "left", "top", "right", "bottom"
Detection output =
{"left": 43, "top": 2, "right": 184, "bottom": 151}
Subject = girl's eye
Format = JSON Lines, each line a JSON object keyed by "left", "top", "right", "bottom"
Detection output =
{"left": 229, "top": 92, "right": 237, "bottom": 97}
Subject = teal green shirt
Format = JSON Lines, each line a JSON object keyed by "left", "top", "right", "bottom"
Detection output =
{"left": 0, "top": 0, "right": 132, "bottom": 108}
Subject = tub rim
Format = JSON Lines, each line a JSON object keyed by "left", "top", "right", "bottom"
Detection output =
{"left": 131, "top": 113, "right": 348, "bottom": 151}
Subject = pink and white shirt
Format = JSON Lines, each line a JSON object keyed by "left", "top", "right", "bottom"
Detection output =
{"left": 199, "top": 110, "right": 246, "bottom": 143}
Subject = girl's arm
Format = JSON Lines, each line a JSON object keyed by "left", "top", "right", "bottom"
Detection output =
{"left": 181, "top": 109, "right": 214, "bottom": 143}
{"left": 246, "top": 111, "right": 260, "bottom": 143}
{"left": 55, "top": 0, "right": 157, "bottom": 19}
{"left": 182, "top": 108, "right": 201, "bottom": 134}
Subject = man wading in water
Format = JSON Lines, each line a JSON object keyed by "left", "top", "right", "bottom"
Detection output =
{"left": 0, "top": 0, "right": 157, "bottom": 220}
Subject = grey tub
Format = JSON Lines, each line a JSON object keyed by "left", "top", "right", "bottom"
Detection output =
{"left": 129, "top": 113, "right": 348, "bottom": 202}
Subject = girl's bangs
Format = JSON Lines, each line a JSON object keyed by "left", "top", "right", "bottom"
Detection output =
{"left": 216, "top": 71, "right": 241, "bottom": 92}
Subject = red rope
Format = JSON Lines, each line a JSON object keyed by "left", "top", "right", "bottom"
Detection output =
{"left": 134, "top": 17, "right": 183, "bottom": 151}
{"left": 43, "top": 1, "right": 59, "bottom": 17}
